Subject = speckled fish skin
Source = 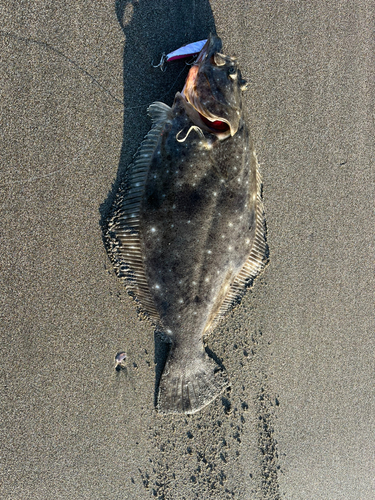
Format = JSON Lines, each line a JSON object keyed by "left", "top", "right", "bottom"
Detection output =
{"left": 106, "top": 35, "right": 267, "bottom": 414}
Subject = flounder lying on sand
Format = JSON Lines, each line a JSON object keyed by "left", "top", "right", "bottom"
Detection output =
{"left": 106, "top": 35, "right": 267, "bottom": 414}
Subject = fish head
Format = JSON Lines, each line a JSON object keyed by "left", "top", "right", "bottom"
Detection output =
{"left": 181, "top": 34, "right": 248, "bottom": 140}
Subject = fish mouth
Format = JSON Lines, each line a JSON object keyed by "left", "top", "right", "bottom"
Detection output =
{"left": 181, "top": 35, "right": 234, "bottom": 139}
{"left": 199, "top": 113, "right": 231, "bottom": 132}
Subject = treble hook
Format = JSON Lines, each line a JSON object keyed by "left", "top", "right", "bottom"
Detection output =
{"left": 151, "top": 53, "right": 167, "bottom": 72}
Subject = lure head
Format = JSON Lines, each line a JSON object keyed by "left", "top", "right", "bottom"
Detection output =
{"left": 181, "top": 34, "right": 248, "bottom": 139}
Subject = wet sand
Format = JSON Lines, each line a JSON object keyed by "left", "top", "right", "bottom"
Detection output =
{"left": 1, "top": 1, "right": 374, "bottom": 499}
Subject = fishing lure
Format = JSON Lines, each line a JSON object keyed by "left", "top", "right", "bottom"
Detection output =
{"left": 153, "top": 39, "right": 207, "bottom": 71}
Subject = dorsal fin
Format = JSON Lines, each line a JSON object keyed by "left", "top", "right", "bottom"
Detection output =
{"left": 205, "top": 151, "right": 268, "bottom": 333}
{"left": 148, "top": 101, "right": 172, "bottom": 125}
{"left": 106, "top": 102, "right": 172, "bottom": 323}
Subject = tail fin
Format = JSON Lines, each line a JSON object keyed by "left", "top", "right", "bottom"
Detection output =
{"left": 157, "top": 349, "right": 229, "bottom": 414}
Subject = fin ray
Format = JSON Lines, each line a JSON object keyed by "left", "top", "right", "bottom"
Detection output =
{"left": 157, "top": 349, "right": 228, "bottom": 414}
{"left": 208, "top": 153, "right": 268, "bottom": 331}
{"left": 105, "top": 102, "right": 172, "bottom": 322}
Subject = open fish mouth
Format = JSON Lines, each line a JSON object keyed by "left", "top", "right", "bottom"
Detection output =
{"left": 181, "top": 34, "right": 246, "bottom": 139}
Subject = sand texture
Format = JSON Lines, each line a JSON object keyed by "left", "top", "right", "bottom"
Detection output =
{"left": 1, "top": 1, "right": 374, "bottom": 499}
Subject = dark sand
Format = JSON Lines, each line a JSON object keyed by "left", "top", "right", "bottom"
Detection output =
{"left": 1, "top": 1, "right": 374, "bottom": 499}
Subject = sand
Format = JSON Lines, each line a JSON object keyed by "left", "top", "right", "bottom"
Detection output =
{"left": 1, "top": 1, "right": 374, "bottom": 499}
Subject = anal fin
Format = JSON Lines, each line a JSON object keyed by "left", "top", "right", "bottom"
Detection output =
{"left": 105, "top": 101, "right": 172, "bottom": 322}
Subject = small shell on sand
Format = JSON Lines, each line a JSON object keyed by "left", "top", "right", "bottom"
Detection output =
{"left": 115, "top": 352, "right": 127, "bottom": 370}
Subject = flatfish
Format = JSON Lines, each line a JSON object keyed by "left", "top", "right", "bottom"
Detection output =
{"left": 106, "top": 35, "right": 267, "bottom": 414}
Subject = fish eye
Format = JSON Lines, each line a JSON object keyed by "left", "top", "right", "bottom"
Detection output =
{"left": 228, "top": 66, "right": 237, "bottom": 79}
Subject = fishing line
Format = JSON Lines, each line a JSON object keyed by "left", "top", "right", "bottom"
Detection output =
{"left": 0, "top": 30, "right": 125, "bottom": 106}
{"left": 0, "top": 30, "right": 191, "bottom": 113}
{"left": 124, "top": 63, "right": 190, "bottom": 114}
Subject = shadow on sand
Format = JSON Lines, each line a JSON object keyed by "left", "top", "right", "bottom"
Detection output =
{"left": 100, "top": 0, "right": 216, "bottom": 407}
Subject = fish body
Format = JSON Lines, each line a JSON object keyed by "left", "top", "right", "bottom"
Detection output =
{"left": 106, "top": 35, "right": 267, "bottom": 414}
